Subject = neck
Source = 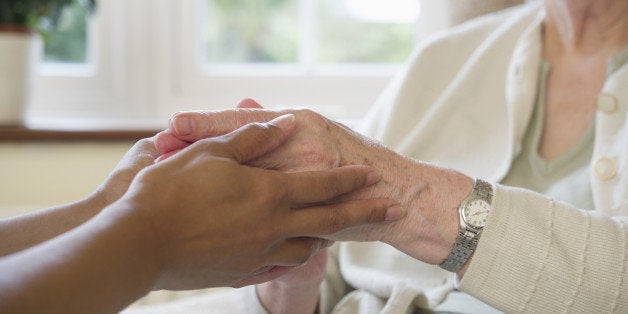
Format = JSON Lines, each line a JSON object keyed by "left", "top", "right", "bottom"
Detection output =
{"left": 543, "top": 0, "right": 628, "bottom": 55}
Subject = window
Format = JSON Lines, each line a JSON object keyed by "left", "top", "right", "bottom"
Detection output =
{"left": 314, "top": 0, "right": 418, "bottom": 64}
{"left": 42, "top": 2, "right": 92, "bottom": 63}
{"left": 201, "top": 0, "right": 417, "bottom": 65}
{"left": 29, "top": 0, "right": 420, "bottom": 128}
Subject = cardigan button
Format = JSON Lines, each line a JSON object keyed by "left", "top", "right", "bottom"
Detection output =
{"left": 597, "top": 94, "right": 618, "bottom": 113}
{"left": 593, "top": 157, "right": 617, "bottom": 181}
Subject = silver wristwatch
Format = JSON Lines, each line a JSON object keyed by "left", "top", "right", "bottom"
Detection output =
{"left": 439, "top": 178, "right": 493, "bottom": 273}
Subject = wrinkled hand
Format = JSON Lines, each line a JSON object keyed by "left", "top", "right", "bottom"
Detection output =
{"left": 115, "top": 115, "right": 398, "bottom": 290}
{"left": 156, "top": 100, "right": 472, "bottom": 267}
{"left": 155, "top": 100, "right": 409, "bottom": 243}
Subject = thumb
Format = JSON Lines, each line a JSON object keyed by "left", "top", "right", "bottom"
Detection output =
{"left": 236, "top": 98, "right": 265, "bottom": 109}
{"left": 207, "top": 114, "right": 296, "bottom": 164}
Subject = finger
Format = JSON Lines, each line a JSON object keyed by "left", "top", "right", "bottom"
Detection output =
{"left": 169, "top": 108, "right": 284, "bottom": 142}
{"left": 283, "top": 165, "right": 381, "bottom": 204}
{"left": 154, "top": 130, "right": 191, "bottom": 155}
{"left": 236, "top": 98, "right": 265, "bottom": 109}
{"left": 154, "top": 149, "right": 182, "bottom": 163}
{"left": 288, "top": 199, "right": 401, "bottom": 236}
{"left": 204, "top": 114, "right": 296, "bottom": 164}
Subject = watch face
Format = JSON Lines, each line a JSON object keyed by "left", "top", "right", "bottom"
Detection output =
{"left": 463, "top": 199, "right": 490, "bottom": 228}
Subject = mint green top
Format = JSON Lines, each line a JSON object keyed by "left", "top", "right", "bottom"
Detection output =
{"left": 501, "top": 45, "right": 628, "bottom": 211}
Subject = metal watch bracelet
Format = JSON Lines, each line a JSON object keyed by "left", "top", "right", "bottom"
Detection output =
{"left": 439, "top": 178, "right": 493, "bottom": 273}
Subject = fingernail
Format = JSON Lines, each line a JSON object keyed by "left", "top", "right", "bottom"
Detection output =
{"left": 385, "top": 205, "right": 403, "bottom": 221}
{"left": 172, "top": 116, "right": 193, "bottom": 136}
{"left": 365, "top": 171, "right": 381, "bottom": 185}
{"left": 269, "top": 114, "right": 295, "bottom": 129}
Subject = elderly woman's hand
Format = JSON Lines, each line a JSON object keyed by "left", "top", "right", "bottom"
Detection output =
{"left": 156, "top": 102, "right": 403, "bottom": 242}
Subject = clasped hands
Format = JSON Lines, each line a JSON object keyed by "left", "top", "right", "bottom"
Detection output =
{"left": 155, "top": 99, "right": 413, "bottom": 245}
{"left": 153, "top": 99, "right": 473, "bottom": 287}
{"left": 149, "top": 99, "right": 473, "bottom": 312}
{"left": 102, "top": 105, "right": 425, "bottom": 293}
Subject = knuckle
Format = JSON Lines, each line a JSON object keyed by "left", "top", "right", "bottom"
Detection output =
{"left": 302, "top": 109, "right": 330, "bottom": 128}
{"left": 234, "top": 108, "right": 255, "bottom": 127}
{"left": 135, "top": 137, "right": 155, "bottom": 150}
{"left": 201, "top": 121, "right": 218, "bottom": 136}
{"left": 295, "top": 108, "right": 318, "bottom": 119}
{"left": 128, "top": 138, "right": 159, "bottom": 162}
{"left": 296, "top": 109, "right": 325, "bottom": 125}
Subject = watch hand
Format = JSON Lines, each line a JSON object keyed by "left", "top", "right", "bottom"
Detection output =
{"left": 470, "top": 210, "right": 487, "bottom": 217}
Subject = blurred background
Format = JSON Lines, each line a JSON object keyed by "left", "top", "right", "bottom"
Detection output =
{"left": 22, "top": 0, "right": 520, "bottom": 125}
{"left": 0, "top": 0, "right": 523, "bottom": 307}
{"left": 28, "top": 0, "right": 422, "bottom": 125}
{"left": 2, "top": 0, "right": 428, "bottom": 218}
{"left": 0, "top": 0, "right": 524, "bottom": 234}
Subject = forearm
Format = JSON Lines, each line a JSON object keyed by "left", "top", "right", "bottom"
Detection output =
{"left": 0, "top": 194, "right": 107, "bottom": 257}
{"left": 0, "top": 200, "right": 159, "bottom": 314}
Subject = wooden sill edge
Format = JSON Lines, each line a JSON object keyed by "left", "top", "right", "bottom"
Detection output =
{"left": 0, "top": 126, "right": 163, "bottom": 142}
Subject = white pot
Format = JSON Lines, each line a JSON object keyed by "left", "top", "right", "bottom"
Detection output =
{"left": 0, "top": 32, "right": 41, "bottom": 126}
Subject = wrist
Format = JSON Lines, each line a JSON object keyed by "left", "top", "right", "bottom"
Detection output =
{"left": 440, "top": 178, "right": 493, "bottom": 276}
{"left": 333, "top": 128, "right": 473, "bottom": 264}
{"left": 380, "top": 159, "right": 473, "bottom": 265}
{"left": 98, "top": 198, "right": 163, "bottom": 290}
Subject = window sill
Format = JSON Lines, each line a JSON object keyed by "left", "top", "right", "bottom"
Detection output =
{"left": 0, "top": 119, "right": 166, "bottom": 141}
{"left": 0, "top": 126, "right": 163, "bottom": 141}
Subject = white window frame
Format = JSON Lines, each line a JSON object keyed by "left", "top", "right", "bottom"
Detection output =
{"left": 27, "top": 0, "right": 419, "bottom": 128}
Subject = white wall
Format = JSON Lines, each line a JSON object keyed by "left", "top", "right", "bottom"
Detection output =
{"left": 0, "top": 142, "right": 132, "bottom": 218}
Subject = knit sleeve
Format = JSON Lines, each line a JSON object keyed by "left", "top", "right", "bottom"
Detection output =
{"left": 460, "top": 184, "right": 628, "bottom": 313}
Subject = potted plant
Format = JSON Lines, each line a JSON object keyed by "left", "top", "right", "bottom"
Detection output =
{"left": 0, "top": 0, "right": 96, "bottom": 126}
